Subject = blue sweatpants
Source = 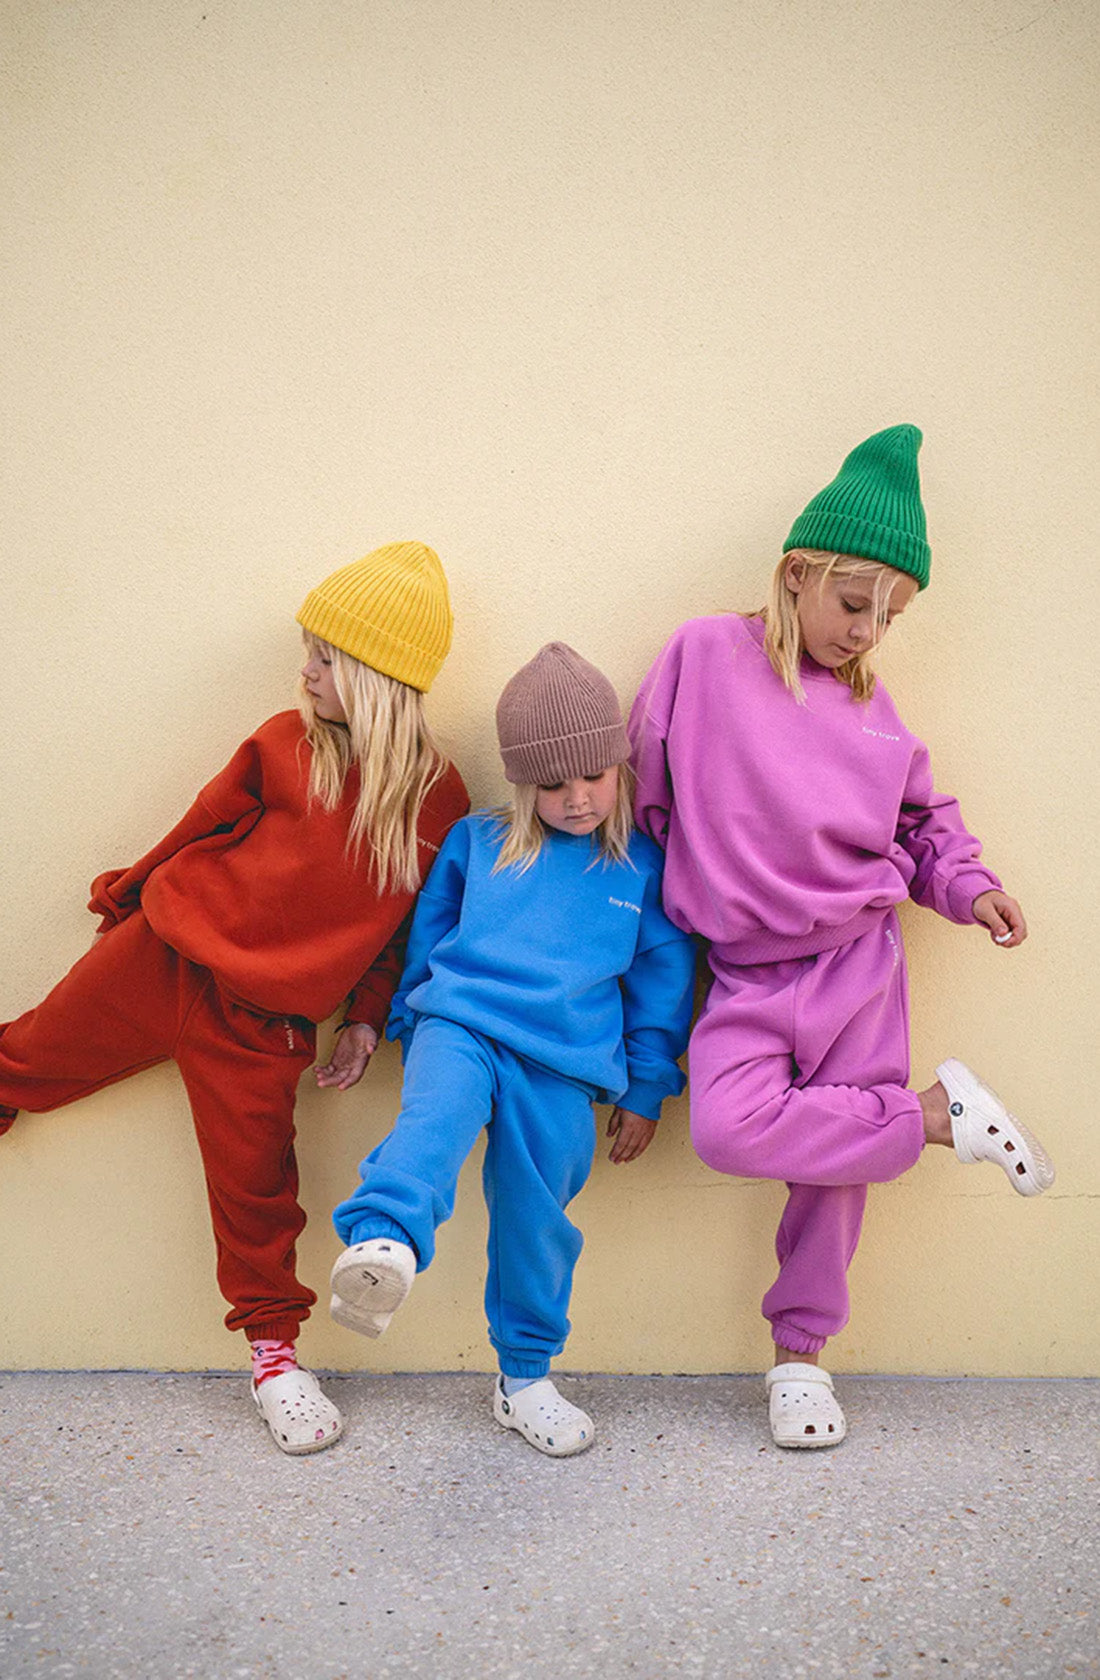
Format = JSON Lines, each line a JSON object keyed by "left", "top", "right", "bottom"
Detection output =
{"left": 332, "top": 1015, "right": 598, "bottom": 1379}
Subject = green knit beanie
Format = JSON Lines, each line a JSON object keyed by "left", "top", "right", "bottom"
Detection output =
{"left": 782, "top": 424, "right": 931, "bottom": 589}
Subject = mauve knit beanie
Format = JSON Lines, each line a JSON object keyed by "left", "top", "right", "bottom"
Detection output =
{"left": 496, "top": 642, "right": 630, "bottom": 785}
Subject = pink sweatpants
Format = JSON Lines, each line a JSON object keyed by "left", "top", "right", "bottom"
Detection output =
{"left": 689, "top": 911, "right": 925, "bottom": 1355}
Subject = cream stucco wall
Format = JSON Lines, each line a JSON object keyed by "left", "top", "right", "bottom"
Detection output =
{"left": 2, "top": 0, "right": 1097, "bottom": 1377}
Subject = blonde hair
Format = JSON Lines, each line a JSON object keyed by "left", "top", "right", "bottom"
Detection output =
{"left": 298, "top": 635, "right": 447, "bottom": 895}
{"left": 492, "top": 763, "right": 636, "bottom": 876}
{"left": 760, "top": 549, "right": 899, "bottom": 704}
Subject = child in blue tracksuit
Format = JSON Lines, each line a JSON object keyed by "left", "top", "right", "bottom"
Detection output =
{"left": 331, "top": 642, "right": 694, "bottom": 1455}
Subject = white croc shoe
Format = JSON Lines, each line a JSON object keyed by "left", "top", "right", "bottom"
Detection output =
{"left": 937, "top": 1059, "right": 1055, "bottom": 1197}
{"left": 492, "top": 1377, "right": 595, "bottom": 1457}
{"left": 330, "top": 1238, "right": 417, "bottom": 1337}
{"left": 251, "top": 1369, "right": 343, "bottom": 1455}
{"left": 767, "top": 1363, "right": 847, "bottom": 1449}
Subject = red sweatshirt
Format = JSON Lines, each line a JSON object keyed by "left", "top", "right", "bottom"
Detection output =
{"left": 88, "top": 711, "right": 469, "bottom": 1032}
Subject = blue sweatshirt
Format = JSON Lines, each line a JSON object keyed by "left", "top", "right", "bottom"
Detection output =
{"left": 387, "top": 813, "right": 694, "bottom": 1119}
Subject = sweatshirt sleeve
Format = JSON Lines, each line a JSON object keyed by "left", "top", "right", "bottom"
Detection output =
{"left": 628, "top": 641, "right": 678, "bottom": 850}
{"left": 896, "top": 741, "right": 1002, "bottom": 923}
{"left": 617, "top": 861, "right": 694, "bottom": 1121}
{"left": 385, "top": 820, "right": 471, "bottom": 1051}
{"left": 87, "top": 731, "right": 265, "bottom": 930}
{"left": 342, "top": 915, "right": 412, "bottom": 1036}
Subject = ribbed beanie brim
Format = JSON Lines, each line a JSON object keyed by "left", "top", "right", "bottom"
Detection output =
{"left": 296, "top": 542, "right": 453, "bottom": 691}
{"left": 496, "top": 642, "right": 631, "bottom": 785}
{"left": 783, "top": 424, "right": 931, "bottom": 589}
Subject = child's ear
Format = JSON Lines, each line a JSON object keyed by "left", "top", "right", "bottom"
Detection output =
{"left": 784, "top": 555, "right": 806, "bottom": 594}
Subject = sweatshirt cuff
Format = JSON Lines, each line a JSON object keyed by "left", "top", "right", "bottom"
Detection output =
{"left": 384, "top": 1014, "right": 416, "bottom": 1063}
{"left": 946, "top": 867, "right": 1003, "bottom": 924}
{"left": 619, "top": 1077, "right": 676, "bottom": 1123}
{"left": 341, "top": 997, "right": 389, "bottom": 1038}
{"left": 87, "top": 869, "right": 133, "bottom": 928}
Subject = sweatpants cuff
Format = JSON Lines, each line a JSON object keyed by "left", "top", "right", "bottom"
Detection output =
{"left": 771, "top": 1323, "right": 829, "bottom": 1357}
{"left": 348, "top": 1214, "right": 417, "bottom": 1253}
{"left": 244, "top": 1320, "right": 303, "bottom": 1345}
{"left": 497, "top": 1354, "right": 552, "bottom": 1380}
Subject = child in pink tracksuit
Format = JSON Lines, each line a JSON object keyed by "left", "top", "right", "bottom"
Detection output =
{"left": 629, "top": 425, "right": 1055, "bottom": 1450}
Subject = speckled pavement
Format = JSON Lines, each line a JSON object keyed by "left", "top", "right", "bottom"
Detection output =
{"left": 1, "top": 1373, "right": 1096, "bottom": 1679}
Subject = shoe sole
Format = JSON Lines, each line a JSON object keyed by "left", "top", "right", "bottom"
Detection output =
{"left": 771, "top": 1422, "right": 847, "bottom": 1449}
{"left": 330, "top": 1248, "right": 413, "bottom": 1338}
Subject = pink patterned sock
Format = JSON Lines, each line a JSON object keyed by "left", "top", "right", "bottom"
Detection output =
{"left": 249, "top": 1338, "right": 299, "bottom": 1388}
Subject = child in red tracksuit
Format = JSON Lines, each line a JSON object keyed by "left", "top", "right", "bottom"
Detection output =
{"left": 0, "top": 543, "right": 468, "bottom": 1455}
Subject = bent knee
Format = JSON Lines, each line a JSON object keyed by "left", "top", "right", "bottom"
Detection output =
{"left": 690, "top": 1094, "right": 770, "bottom": 1176}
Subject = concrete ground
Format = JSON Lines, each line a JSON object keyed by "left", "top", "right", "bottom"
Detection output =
{"left": 0, "top": 1372, "right": 1096, "bottom": 1680}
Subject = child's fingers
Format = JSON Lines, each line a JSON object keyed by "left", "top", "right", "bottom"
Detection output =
{"left": 342, "top": 1054, "right": 372, "bottom": 1088}
{"left": 315, "top": 1057, "right": 360, "bottom": 1087}
{"left": 608, "top": 1121, "right": 632, "bottom": 1162}
{"left": 609, "top": 1118, "right": 657, "bottom": 1162}
{"left": 1004, "top": 902, "right": 1027, "bottom": 942}
{"left": 992, "top": 899, "right": 1027, "bottom": 947}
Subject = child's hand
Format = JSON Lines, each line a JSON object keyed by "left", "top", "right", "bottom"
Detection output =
{"left": 315, "top": 1023, "right": 379, "bottom": 1090}
{"left": 607, "top": 1107, "right": 658, "bottom": 1164}
{"left": 972, "top": 890, "right": 1028, "bottom": 948}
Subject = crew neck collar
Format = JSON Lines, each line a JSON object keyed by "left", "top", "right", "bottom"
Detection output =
{"left": 739, "top": 611, "right": 843, "bottom": 685}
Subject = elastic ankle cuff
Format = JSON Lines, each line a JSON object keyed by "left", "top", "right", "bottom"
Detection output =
{"left": 245, "top": 1321, "right": 302, "bottom": 1345}
{"left": 349, "top": 1215, "right": 416, "bottom": 1251}
{"left": 498, "top": 1355, "right": 551, "bottom": 1380}
{"left": 771, "top": 1325, "right": 829, "bottom": 1357}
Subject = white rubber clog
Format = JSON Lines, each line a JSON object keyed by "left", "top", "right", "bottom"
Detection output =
{"left": 937, "top": 1059, "right": 1055, "bottom": 1197}
{"left": 330, "top": 1238, "right": 417, "bottom": 1337}
{"left": 251, "top": 1368, "right": 343, "bottom": 1455}
{"left": 766, "top": 1362, "right": 847, "bottom": 1449}
{"left": 492, "top": 1377, "right": 595, "bottom": 1457}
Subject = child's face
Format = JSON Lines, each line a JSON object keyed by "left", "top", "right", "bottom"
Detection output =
{"left": 301, "top": 640, "right": 347, "bottom": 723}
{"left": 536, "top": 767, "right": 619, "bottom": 837}
{"left": 786, "top": 558, "right": 917, "bottom": 670}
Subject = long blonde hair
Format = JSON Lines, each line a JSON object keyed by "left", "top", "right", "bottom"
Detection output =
{"left": 760, "top": 549, "right": 898, "bottom": 704}
{"left": 492, "top": 763, "right": 636, "bottom": 876}
{"left": 298, "top": 635, "right": 447, "bottom": 895}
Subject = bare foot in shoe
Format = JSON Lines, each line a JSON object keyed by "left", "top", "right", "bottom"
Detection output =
{"left": 918, "top": 1079, "right": 953, "bottom": 1146}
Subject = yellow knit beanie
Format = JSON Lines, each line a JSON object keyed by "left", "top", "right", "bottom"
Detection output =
{"left": 296, "top": 542, "right": 453, "bottom": 692}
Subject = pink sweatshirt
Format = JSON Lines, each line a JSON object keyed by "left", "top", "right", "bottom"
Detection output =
{"left": 628, "top": 614, "right": 1001, "bottom": 965}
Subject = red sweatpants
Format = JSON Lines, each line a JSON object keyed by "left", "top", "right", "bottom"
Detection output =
{"left": 0, "top": 911, "right": 318, "bottom": 1342}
